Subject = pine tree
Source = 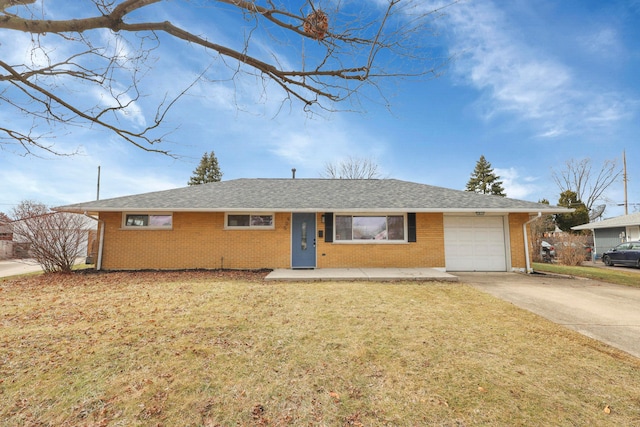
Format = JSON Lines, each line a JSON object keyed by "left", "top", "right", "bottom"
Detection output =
{"left": 188, "top": 151, "right": 223, "bottom": 186}
{"left": 555, "top": 190, "right": 590, "bottom": 232}
{"left": 465, "top": 155, "right": 506, "bottom": 196}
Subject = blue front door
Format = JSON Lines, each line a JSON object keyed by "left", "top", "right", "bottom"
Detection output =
{"left": 292, "top": 213, "right": 316, "bottom": 268}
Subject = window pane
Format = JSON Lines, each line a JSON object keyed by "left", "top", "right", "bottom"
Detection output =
{"left": 126, "top": 214, "right": 148, "bottom": 226}
{"left": 353, "top": 216, "right": 386, "bottom": 240}
{"left": 387, "top": 216, "right": 405, "bottom": 240}
{"left": 251, "top": 215, "right": 273, "bottom": 226}
{"left": 335, "top": 216, "right": 352, "bottom": 240}
{"left": 228, "top": 214, "right": 250, "bottom": 227}
{"left": 149, "top": 215, "right": 172, "bottom": 227}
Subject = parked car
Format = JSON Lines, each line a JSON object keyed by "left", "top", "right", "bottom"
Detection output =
{"left": 601, "top": 241, "right": 640, "bottom": 268}
{"left": 540, "top": 241, "right": 555, "bottom": 262}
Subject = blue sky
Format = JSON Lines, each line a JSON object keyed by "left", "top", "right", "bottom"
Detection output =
{"left": 1, "top": 0, "right": 638, "bottom": 219}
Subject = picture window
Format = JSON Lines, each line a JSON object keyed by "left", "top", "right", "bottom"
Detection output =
{"left": 334, "top": 215, "right": 405, "bottom": 242}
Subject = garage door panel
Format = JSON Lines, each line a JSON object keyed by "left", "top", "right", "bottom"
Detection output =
{"left": 444, "top": 216, "right": 507, "bottom": 272}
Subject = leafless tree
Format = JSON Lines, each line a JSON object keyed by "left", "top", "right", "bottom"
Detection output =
{"left": 321, "top": 156, "right": 384, "bottom": 179}
{"left": 10, "top": 200, "right": 93, "bottom": 273}
{"left": 1, "top": 0, "right": 456, "bottom": 156}
{"left": 551, "top": 158, "right": 622, "bottom": 221}
{"left": 527, "top": 199, "right": 555, "bottom": 262}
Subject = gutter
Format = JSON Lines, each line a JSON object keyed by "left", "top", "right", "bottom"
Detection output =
{"left": 84, "top": 212, "right": 104, "bottom": 271}
{"left": 523, "top": 212, "right": 542, "bottom": 274}
{"left": 60, "top": 208, "right": 572, "bottom": 214}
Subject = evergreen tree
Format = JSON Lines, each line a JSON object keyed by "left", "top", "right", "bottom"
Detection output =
{"left": 188, "top": 151, "right": 223, "bottom": 185}
{"left": 555, "top": 190, "right": 590, "bottom": 232}
{"left": 465, "top": 155, "right": 506, "bottom": 196}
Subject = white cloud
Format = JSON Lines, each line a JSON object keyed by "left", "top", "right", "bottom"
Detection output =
{"left": 494, "top": 167, "right": 540, "bottom": 200}
{"left": 581, "top": 27, "right": 623, "bottom": 58}
{"left": 263, "top": 114, "right": 387, "bottom": 173}
{"left": 436, "top": 1, "right": 635, "bottom": 137}
{"left": 195, "top": 82, "right": 238, "bottom": 112}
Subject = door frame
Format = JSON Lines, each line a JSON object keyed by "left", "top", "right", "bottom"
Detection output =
{"left": 291, "top": 212, "right": 317, "bottom": 269}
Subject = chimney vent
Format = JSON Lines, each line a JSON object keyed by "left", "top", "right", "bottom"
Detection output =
{"left": 291, "top": 168, "right": 296, "bottom": 179}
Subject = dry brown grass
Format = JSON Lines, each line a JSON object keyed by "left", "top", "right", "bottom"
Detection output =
{"left": 2, "top": 271, "right": 640, "bottom": 426}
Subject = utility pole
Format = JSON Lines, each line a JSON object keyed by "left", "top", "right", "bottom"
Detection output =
{"left": 623, "top": 150, "right": 628, "bottom": 215}
{"left": 97, "top": 166, "right": 101, "bottom": 201}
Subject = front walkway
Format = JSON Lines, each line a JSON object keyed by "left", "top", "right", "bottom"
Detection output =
{"left": 265, "top": 268, "right": 458, "bottom": 282}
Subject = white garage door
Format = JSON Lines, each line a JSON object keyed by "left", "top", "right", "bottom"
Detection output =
{"left": 444, "top": 216, "right": 507, "bottom": 272}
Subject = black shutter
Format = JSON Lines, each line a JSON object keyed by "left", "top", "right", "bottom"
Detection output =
{"left": 408, "top": 213, "right": 416, "bottom": 242}
{"left": 324, "top": 212, "right": 333, "bottom": 242}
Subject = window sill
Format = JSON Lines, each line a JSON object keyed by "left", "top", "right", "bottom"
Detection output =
{"left": 332, "top": 240, "right": 409, "bottom": 244}
{"left": 120, "top": 227, "right": 173, "bottom": 231}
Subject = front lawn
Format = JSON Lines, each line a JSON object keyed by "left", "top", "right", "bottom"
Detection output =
{"left": 2, "top": 271, "right": 639, "bottom": 425}
{"left": 533, "top": 262, "right": 640, "bottom": 287}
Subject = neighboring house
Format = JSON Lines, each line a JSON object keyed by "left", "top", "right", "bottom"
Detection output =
{"left": 56, "top": 178, "right": 570, "bottom": 272}
{"left": 0, "top": 220, "right": 12, "bottom": 241}
{"left": 573, "top": 212, "right": 640, "bottom": 259}
{"left": 10, "top": 212, "right": 98, "bottom": 259}
{"left": 0, "top": 220, "right": 13, "bottom": 259}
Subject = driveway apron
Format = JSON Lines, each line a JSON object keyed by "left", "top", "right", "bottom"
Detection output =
{"left": 457, "top": 272, "right": 640, "bottom": 359}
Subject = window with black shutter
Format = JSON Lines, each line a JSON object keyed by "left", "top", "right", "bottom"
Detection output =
{"left": 324, "top": 212, "right": 333, "bottom": 242}
{"left": 408, "top": 213, "right": 417, "bottom": 242}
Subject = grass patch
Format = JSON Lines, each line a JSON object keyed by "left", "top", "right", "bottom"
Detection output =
{"left": 2, "top": 271, "right": 640, "bottom": 426}
{"left": 533, "top": 262, "right": 640, "bottom": 287}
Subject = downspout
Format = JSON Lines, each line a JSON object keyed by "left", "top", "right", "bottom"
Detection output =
{"left": 84, "top": 212, "right": 105, "bottom": 271}
{"left": 523, "top": 212, "right": 542, "bottom": 274}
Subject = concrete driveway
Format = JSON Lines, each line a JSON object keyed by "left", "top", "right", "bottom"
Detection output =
{"left": 457, "top": 272, "right": 640, "bottom": 359}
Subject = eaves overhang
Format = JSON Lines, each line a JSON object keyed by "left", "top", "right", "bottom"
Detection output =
{"left": 56, "top": 206, "right": 573, "bottom": 215}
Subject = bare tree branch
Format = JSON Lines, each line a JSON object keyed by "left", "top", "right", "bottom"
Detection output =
{"left": 551, "top": 157, "right": 622, "bottom": 220}
{"left": 0, "top": 0, "right": 455, "bottom": 155}
{"left": 321, "top": 156, "right": 385, "bottom": 179}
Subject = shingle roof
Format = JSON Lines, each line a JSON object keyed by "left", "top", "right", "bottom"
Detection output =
{"left": 573, "top": 212, "right": 640, "bottom": 230}
{"left": 56, "top": 178, "right": 569, "bottom": 214}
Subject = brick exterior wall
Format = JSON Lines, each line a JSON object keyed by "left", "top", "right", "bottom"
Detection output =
{"left": 100, "top": 212, "right": 291, "bottom": 270}
{"left": 97, "top": 211, "right": 530, "bottom": 271}
{"left": 508, "top": 212, "right": 531, "bottom": 270}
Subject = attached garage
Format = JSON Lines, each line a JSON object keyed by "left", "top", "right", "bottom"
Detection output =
{"left": 444, "top": 215, "right": 509, "bottom": 272}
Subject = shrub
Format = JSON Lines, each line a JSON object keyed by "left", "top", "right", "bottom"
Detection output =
{"left": 11, "top": 201, "right": 93, "bottom": 273}
{"left": 556, "top": 234, "right": 591, "bottom": 266}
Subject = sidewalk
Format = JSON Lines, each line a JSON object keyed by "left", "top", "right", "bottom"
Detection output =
{"left": 0, "top": 258, "right": 44, "bottom": 278}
